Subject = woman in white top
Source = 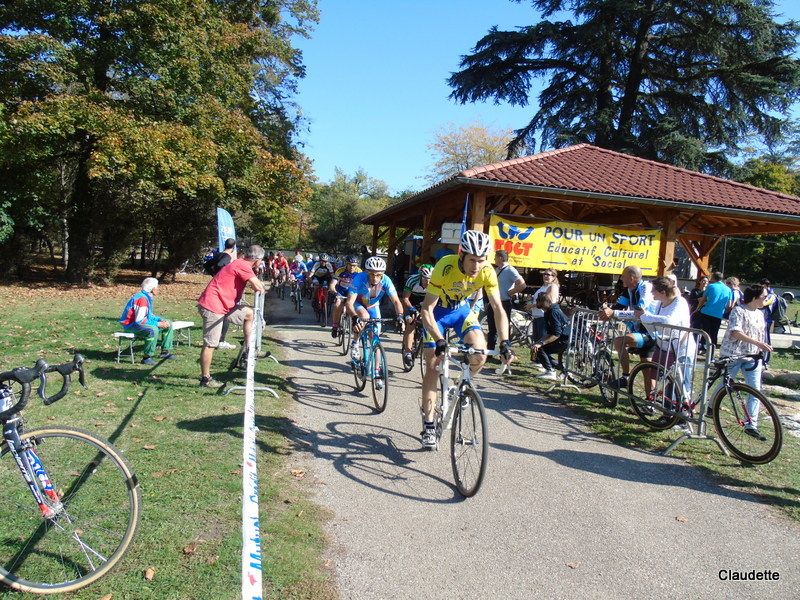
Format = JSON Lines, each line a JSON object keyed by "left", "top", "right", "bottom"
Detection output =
{"left": 718, "top": 284, "right": 773, "bottom": 436}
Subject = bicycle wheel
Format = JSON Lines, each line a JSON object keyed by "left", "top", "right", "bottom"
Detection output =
{"left": 352, "top": 339, "right": 367, "bottom": 392}
{"left": 712, "top": 383, "right": 783, "bottom": 464}
{"left": 594, "top": 351, "right": 619, "bottom": 408}
{"left": 340, "top": 317, "right": 351, "bottom": 356}
{"left": 450, "top": 386, "right": 488, "bottom": 497}
{"left": 564, "top": 348, "right": 599, "bottom": 389}
{"left": 627, "top": 362, "right": 681, "bottom": 430}
{"left": 370, "top": 342, "right": 389, "bottom": 413}
{"left": 0, "top": 426, "right": 141, "bottom": 595}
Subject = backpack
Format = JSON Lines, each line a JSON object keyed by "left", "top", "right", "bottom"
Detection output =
{"left": 772, "top": 295, "right": 789, "bottom": 325}
{"left": 203, "top": 251, "right": 225, "bottom": 276}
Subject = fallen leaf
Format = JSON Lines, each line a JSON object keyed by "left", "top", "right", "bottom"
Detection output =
{"left": 675, "top": 515, "right": 688, "bottom": 523}
{"left": 47, "top": 415, "right": 55, "bottom": 421}
{"left": 206, "top": 555, "right": 219, "bottom": 565}
{"left": 126, "top": 396, "right": 134, "bottom": 401}
{"left": 144, "top": 567, "right": 155, "bottom": 581}
{"left": 230, "top": 469, "right": 242, "bottom": 476}
{"left": 132, "top": 437, "right": 143, "bottom": 443}
{"left": 323, "top": 559, "right": 332, "bottom": 568}
{"left": 183, "top": 540, "right": 201, "bottom": 555}
{"left": 290, "top": 469, "right": 305, "bottom": 479}
{"left": 153, "top": 415, "right": 167, "bottom": 422}
{"left": 99, "top": 595, "right": 113, "bottom": 600}
{"left": 95, "top": 391, "right": 107, "bottom": 397}
{"left": 152, "top": 468, "right": 178, "bottom": 478}
{"left": 142, "top": 444, "right": 156, "bottom": 451}
{"left": 566, "top": 562, "right": 579, "bottom": 569}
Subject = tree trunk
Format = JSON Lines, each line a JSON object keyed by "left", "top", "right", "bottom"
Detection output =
{"left": 64, "top": 144, "right": 96, "bottom": 284}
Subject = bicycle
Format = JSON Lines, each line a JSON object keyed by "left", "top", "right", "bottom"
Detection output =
{"left": 562, "top": 316, "right": 620, "bottom": 408}
{"left": 401, "top": 315, "right": 426, "bottom": 377}
{"left": 337, "top": 311, "right": 353, "bottom": 356}
{"left": 290, "top": 278, "right": 303, "bottom": 313}
{"left": 312, "top": 285, "right": 334, "bottom": 327}
{"left": 429, "top": 343, "right": 500, "bottom": 497}
{"left": 0, "top": 353, "right": 141, "bottom": 594}
{"left": 627, "top": 351, "right": 783, "bottom": 464}
{"left": 350, "top": 318, "right": 395, "bottom": 413}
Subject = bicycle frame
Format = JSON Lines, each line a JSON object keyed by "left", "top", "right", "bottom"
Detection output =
{"left": 2, "top": 421, "right": 62, "bottom": 518}
{"left": 435, "top": 344, "right": 498, "bottom": 431}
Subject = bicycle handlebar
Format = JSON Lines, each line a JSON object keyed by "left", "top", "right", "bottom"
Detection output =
{"left": 713, "top": 351, "right": 765, "bottom": 371}
{"left": 0, "top": 352, "right": 87, "bottom": 420}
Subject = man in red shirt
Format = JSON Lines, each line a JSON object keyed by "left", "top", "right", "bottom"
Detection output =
{"left": 197, "top": 245, "right": 266, "bottom": 387}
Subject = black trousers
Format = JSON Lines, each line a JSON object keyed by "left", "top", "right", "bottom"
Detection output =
{"left": 486, "top": 299, "right": 512, "bottom": 350}
{"left": 537, "top": 338, "right": 569, "bottom": 371}
{"left": 699, "top": 313, "right": 722, "bottom": 349}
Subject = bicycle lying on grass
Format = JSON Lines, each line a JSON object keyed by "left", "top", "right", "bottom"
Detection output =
{"left": 0, "top": 353, "right": 141, "bottom": 594}
{"left": 627, "top": 351, "right": 783, "bottom": 464}
{"left": 429, "top": 343, "right": 500, "bottom": 498}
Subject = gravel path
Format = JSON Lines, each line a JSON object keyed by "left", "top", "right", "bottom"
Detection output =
{"left": 266, "top": 296, "right": 799, "bottom": 599}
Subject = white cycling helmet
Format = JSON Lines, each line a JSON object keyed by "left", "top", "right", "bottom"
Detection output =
{"left": 460, "top": 230, "right": 491, "bottom": 257}
{"left": 419, "top": 265, "right": 433, "bottom": 279}
{"left": 320, "top": 253, "right": 329, "bottom": 262}
{"left": 364, "top": 256, "right": 386, "bottom": 272}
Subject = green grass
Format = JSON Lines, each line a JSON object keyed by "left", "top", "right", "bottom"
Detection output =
{"left": 505, "top": 358, "right": 800, "bottom": 523}
{"left": 0, "top": 276, "right": 335, "bottom": 599}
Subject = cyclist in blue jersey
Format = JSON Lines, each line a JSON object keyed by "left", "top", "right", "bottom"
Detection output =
{"left": 598, "top": 264, "right": 659, "bottom": 388}
{"left": 329, "top": 255, "right": 362, "bottom": 338}
{"left": 345, "top": 256, "right": 405, "bottom": 348}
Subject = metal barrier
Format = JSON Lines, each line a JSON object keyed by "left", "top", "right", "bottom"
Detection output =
{"left": 559, "top": 308, "right": 729, "bottom": 457}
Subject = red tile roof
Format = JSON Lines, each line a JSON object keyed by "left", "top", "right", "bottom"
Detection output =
{"left": 460, "top": 144, "right": 800, "bottom": 217}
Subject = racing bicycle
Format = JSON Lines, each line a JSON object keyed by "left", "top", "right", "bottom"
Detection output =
{"left": 351, "top": 318, "right": 396, "bottom": 413}
{"left": 0, "top": 353, "right": 141, "bottom": 594}
{"left": 429, "top": 343, "right": 500, "bottom": 497}
{"left": 627, "top": 352, "right": 783, "bottom": 464}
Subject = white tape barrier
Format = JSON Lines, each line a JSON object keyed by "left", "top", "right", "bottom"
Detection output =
{"left": 242, "top": 295, "right": 263, "bottom": 599}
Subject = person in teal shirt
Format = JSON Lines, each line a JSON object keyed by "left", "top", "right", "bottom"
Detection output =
{"left": 696, "top": 271, "right": 733, "bottom": 352}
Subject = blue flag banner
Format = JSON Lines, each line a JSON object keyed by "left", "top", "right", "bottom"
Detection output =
{"left": 459, "top": 193, "right": 471, "bottom": 239}
{"left": 216, "top": 207, "right": 236, "bottom": 252}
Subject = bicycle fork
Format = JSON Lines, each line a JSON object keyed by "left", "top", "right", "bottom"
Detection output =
{"left": 3, "top": 423, "right": 62, "bottom": 518}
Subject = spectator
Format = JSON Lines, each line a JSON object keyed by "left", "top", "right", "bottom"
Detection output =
{"left": 724, "top": 276, "right": 742, "bottom": 318}
{"left": 487, "top": 250, "right": 526, "bottom": 352}
{"left": 196, "top": 245, "right": 266, "bottom": 388}
{"left": 695, "top": 271, "right": 732, "bottom": 353}
{"left": 598, "top": 265, "right": 659, "bottom": 388}
{"left": 688, "top": 274, "right": 708, "bottom": 327}
{"left": 529, "top": 269, "right": 560, "bottom": 361}
{"left": 530, "top": 295, "right": 570, "bottom": 380}
{"left": 759, "top": 278, "right": 778, "bottom": 366}
{"left": 204, "top": 238, "right": 236, "bottom": 276}
{"left": 119, "top": 277, "right": 175, "bottom": 365}
{"left": 718, "top": 284, "right": 773, "bottom": 438}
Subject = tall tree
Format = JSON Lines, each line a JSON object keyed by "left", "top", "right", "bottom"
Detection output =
{"left": 425, "top": 121, "right": 514, "bottom": 184}
{"left": 0, "top": 0, "right": 316, "bottom": 282}
{"left": 448, "top": 0, "right": 800, "bottom": 172}
{"left": 308, "top": 169, "right": 392, "bottom": 253}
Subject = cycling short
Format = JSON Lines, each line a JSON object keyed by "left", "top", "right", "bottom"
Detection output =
{"left": 423, "top": 303, "right": 482, "bottom": 348}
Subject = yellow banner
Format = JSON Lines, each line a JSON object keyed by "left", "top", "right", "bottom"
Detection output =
{"left": 488, "top": 215, "right": 661, "bottom": 275}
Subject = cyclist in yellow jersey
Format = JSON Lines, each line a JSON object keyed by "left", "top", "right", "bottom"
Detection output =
{"left": 418, "top": 230, "right": 511, "bottom": 448}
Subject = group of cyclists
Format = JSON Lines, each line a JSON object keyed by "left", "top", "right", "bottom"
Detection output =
{"left": 265, "top": 231, "right": 513, "bottom": 448}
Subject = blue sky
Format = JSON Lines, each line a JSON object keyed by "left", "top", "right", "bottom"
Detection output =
{"left": 293, "top": 0, "right": 800, "bottom": 194}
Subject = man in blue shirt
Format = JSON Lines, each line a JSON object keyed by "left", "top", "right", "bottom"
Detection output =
{"left": 696, "top": 271, "right": 733, "bottom": 352}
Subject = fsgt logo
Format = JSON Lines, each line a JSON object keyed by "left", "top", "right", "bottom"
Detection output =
{"left": 494, "top": 220, "right": 534, "bottom": 256}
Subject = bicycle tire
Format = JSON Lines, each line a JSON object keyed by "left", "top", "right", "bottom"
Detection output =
{"left": 370, "top": 343, "right": 388, "bottom": 413}
{"left": 0, "top": 426, "right": 141, "bottom": 595}
{"left": 595, "top": 351, "right": 619, "bottom": 408}
{"left": 564, "top": 348, "right": 599, "bottom": 389}
{"left": 340, "top": 318, "right": 351, "bottom": 356}
{"left": 627, "top": 362, "right": 682, "bottom": 430}
{"left": 352, "top": 340, "right": 367, "bottom": 392}
{"left": 450, "top": 386, "right": 488, "bottom": 498}
{"left": 712, "top": 383, "right": 783, "bottom": 464}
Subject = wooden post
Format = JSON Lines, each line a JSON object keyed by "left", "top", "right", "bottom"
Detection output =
{"left": 386, "top": 226, "right": 397, "bottom": 276}
{"left": 470, "top": 190, "right": 487, "bottom": 232}
{"left": 420, "top": 210, "right": 434, "bottom": 264}
{"left": 371, "top": 225, "right": 378, "bottom": 255}
{"left": 657, "top": 215, "right": 677, "bottom": 276}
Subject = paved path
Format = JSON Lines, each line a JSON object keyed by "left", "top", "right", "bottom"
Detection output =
{"left": 265, "top": 297, "right": 799, "bottom": 599}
